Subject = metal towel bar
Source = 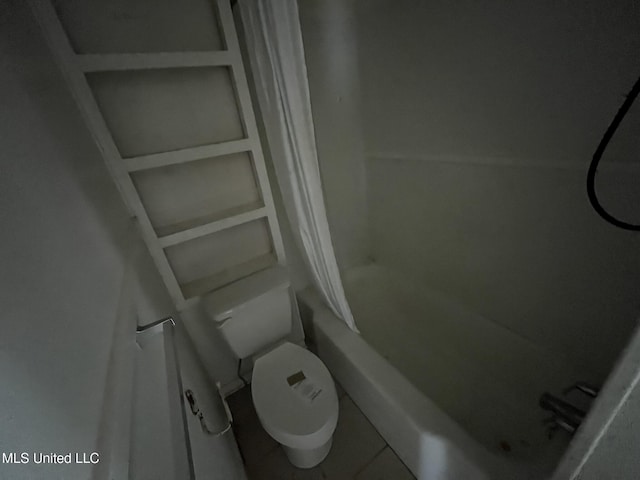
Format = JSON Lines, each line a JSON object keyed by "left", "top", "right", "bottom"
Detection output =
{"left": 136, "top": 316, "right": 176, "bottom": 334}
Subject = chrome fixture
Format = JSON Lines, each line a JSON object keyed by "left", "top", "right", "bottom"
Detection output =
{"left": 540, "top": 381, "right": 599, "bottom": 436}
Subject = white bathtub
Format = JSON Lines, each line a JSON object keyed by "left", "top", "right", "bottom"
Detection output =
{"left": 298, "top": 264, "right": 575, "bottom": 480}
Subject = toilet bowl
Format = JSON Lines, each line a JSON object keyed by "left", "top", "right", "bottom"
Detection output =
{"left": 251, "top": 342, "right": 339, "bottom": 468}
{"left": 201, "top": 266, "right": 339, "bottom": 468}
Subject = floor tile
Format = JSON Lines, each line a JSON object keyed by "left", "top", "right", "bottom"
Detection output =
{"left": 334, "top": 379, "right": 346, "bottom": 399}
{"left": 229, "top": 385, "right": 395, "bottom": 479}
{"left": 227, "top": 386, "right": 279, "bottom": 467}
{"left": 355, "top": 447, "right": 415, "bottom": 480}
{"left": 245, "top": 447, "right": 325, "bottom": 480}
{"left": 227, "top": 385, "right": 253, "bottom": 418}
{"left": 317, "top": 396, "right": 386, "bottom": 479}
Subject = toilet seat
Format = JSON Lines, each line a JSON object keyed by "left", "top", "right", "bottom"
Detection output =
{"left": 252, "top": 342, "right": 339, "bottom": 450}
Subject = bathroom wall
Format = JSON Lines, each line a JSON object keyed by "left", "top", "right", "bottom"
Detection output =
{"left": 0, "top": 2, "right": 243, "bottom": 478}
{"left": 355, "top": 0, "right": 640, "bottom": 379}
{"left": 297, "top": 0, "right": 370, "bottom": 271}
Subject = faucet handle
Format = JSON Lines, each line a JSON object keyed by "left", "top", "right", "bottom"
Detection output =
{"left": 563, "top": 382, "right": 599, "bottom": 398}
{"left": 542, "top": 415, "right": 576, "bottom": 438}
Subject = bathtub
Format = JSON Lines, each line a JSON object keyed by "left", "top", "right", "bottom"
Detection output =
{"left": 298, "top": 264, "right": 575, "bottom": 480}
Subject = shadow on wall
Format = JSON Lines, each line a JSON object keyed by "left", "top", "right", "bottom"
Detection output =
{"left": 353, "top": 0, "right": 640, "bottom": 383}
{"left": 1, "top": 2, "right": 176, "bottom": 477}
{"left": 13, "top": 0, "right": 177, "bottom": 323}
{"left": 180, "top": 304, "right": 241, "bottom": 391}
{"left": 4, "top": 0, "right": 136, "bottom": 261}
{"left": 355, "top": 0, "right": 640, "bottom": 161}
{"left": 366, "top": 157, "right": 640, "bottom": 382}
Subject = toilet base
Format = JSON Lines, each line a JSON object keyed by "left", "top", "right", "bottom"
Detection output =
{"left": 282, "top": 437, "right": 333, "bottom": 469}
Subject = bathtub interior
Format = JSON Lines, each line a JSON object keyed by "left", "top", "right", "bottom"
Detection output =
{"left": 342, "top": 263, "right": 587, "bottom": 471}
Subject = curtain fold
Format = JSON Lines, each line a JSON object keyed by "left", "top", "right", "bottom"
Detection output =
{"left": 238, "top": 0, "right": 358, "bottom": 332}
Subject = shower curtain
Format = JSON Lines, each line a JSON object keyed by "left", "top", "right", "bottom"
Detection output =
{"left": 237, "top": 0, "right": 358, "bottom": 332}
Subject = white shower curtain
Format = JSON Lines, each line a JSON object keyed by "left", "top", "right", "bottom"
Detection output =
{"left": 238, "top": 0, "right": 358, "bottom": 332}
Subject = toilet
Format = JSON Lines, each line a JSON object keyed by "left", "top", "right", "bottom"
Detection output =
{"left": 202, "top": 266, "right": 339, "bottom": 468}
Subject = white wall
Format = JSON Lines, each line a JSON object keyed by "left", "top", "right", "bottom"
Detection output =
{"left": 355, "top": 0, "right": 640, "bottom": 380}
{"left": 297, "top": 0, "right": 370, "bottom": 271}
{"left": 0, "top": 2, "right": 242, "bottom": 478}
{"left": 368, "top": 159, "right": 640, "bottom": 379}
{"left": 0, "top": 2, "right": 178, "bottom": 477}
{"left": 357, "top": 0, "right": 640, "bottom": 163}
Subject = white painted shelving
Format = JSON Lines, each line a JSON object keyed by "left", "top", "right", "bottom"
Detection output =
{"left": 30, "top": 0, "right": 286, "bottom": 310}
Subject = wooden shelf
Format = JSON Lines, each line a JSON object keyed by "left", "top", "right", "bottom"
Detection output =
{"left": 180, "top": 253, "right": 277, "bottom": 299}
{"left": 87, "top": 66, "right": 244, "bottom": 158}
{"left": 158, "top": 204, "right": 267, "bottom": 247}
{"left": 124, "top": 139, "right": 251, "bottom": 172}
{"left": 77, "top": 51, "right": 233, "bottom": 72}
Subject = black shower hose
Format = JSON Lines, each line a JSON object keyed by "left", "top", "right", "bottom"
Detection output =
{"left": 586, "top": 73, "right": 640, "bottom": 231}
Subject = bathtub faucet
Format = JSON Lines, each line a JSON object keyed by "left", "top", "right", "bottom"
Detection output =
{"left": 540, "top": 381, "right": 600, "bottom": 436}
{"left": 539, "top": 392, "right": 585, "bottom": 434}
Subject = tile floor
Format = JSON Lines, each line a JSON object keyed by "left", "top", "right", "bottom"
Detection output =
{"left": 226, "top": 381, "right": 415, "bottom": 480}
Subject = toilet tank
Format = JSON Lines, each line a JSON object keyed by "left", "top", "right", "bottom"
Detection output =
{"left": 202, "top": 266, "right": 292, "bottom": 359}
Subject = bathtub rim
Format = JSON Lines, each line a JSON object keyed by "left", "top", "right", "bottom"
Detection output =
{"left": 297, "top": 286, "right": 519, "bottom": 480}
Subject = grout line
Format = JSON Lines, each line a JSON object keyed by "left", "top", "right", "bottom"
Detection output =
{"left": 343, "top": 390, "right": 389, "bottom": 475}
{"left": 343, "top": 393, "right": 381, "bottom": 433}
{"left": 386, "top": 445, "right": 417, "bottom": 479}
{"left": 353, "top": 445, "right": 388, "bottom": 478}
{"left": 342, "top": 392, "right": 415, "bottom": 478}
{"left": 367, "top": 151, "right": 640, "bottom": 173}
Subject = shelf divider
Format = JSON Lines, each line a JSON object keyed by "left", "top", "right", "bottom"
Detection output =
{"left": 77, "top": 51, "right": 233, "bottom": 72}
{"left": 158, "top": 206, "right": 268, "bottom": 248}
{"left": 179, "top": 253, "right": 277, "bottom": 300}
{"left": 124, "top": 139, "right": 251, "bottom": 172}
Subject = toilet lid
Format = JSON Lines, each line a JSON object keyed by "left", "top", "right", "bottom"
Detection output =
{"left": 252, "top": 342, "right": 338, "bottom": 449}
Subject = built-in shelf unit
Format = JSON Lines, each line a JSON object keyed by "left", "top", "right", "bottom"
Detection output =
{"left": 31, "top": 0, "right": 286, "bottom": 310}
